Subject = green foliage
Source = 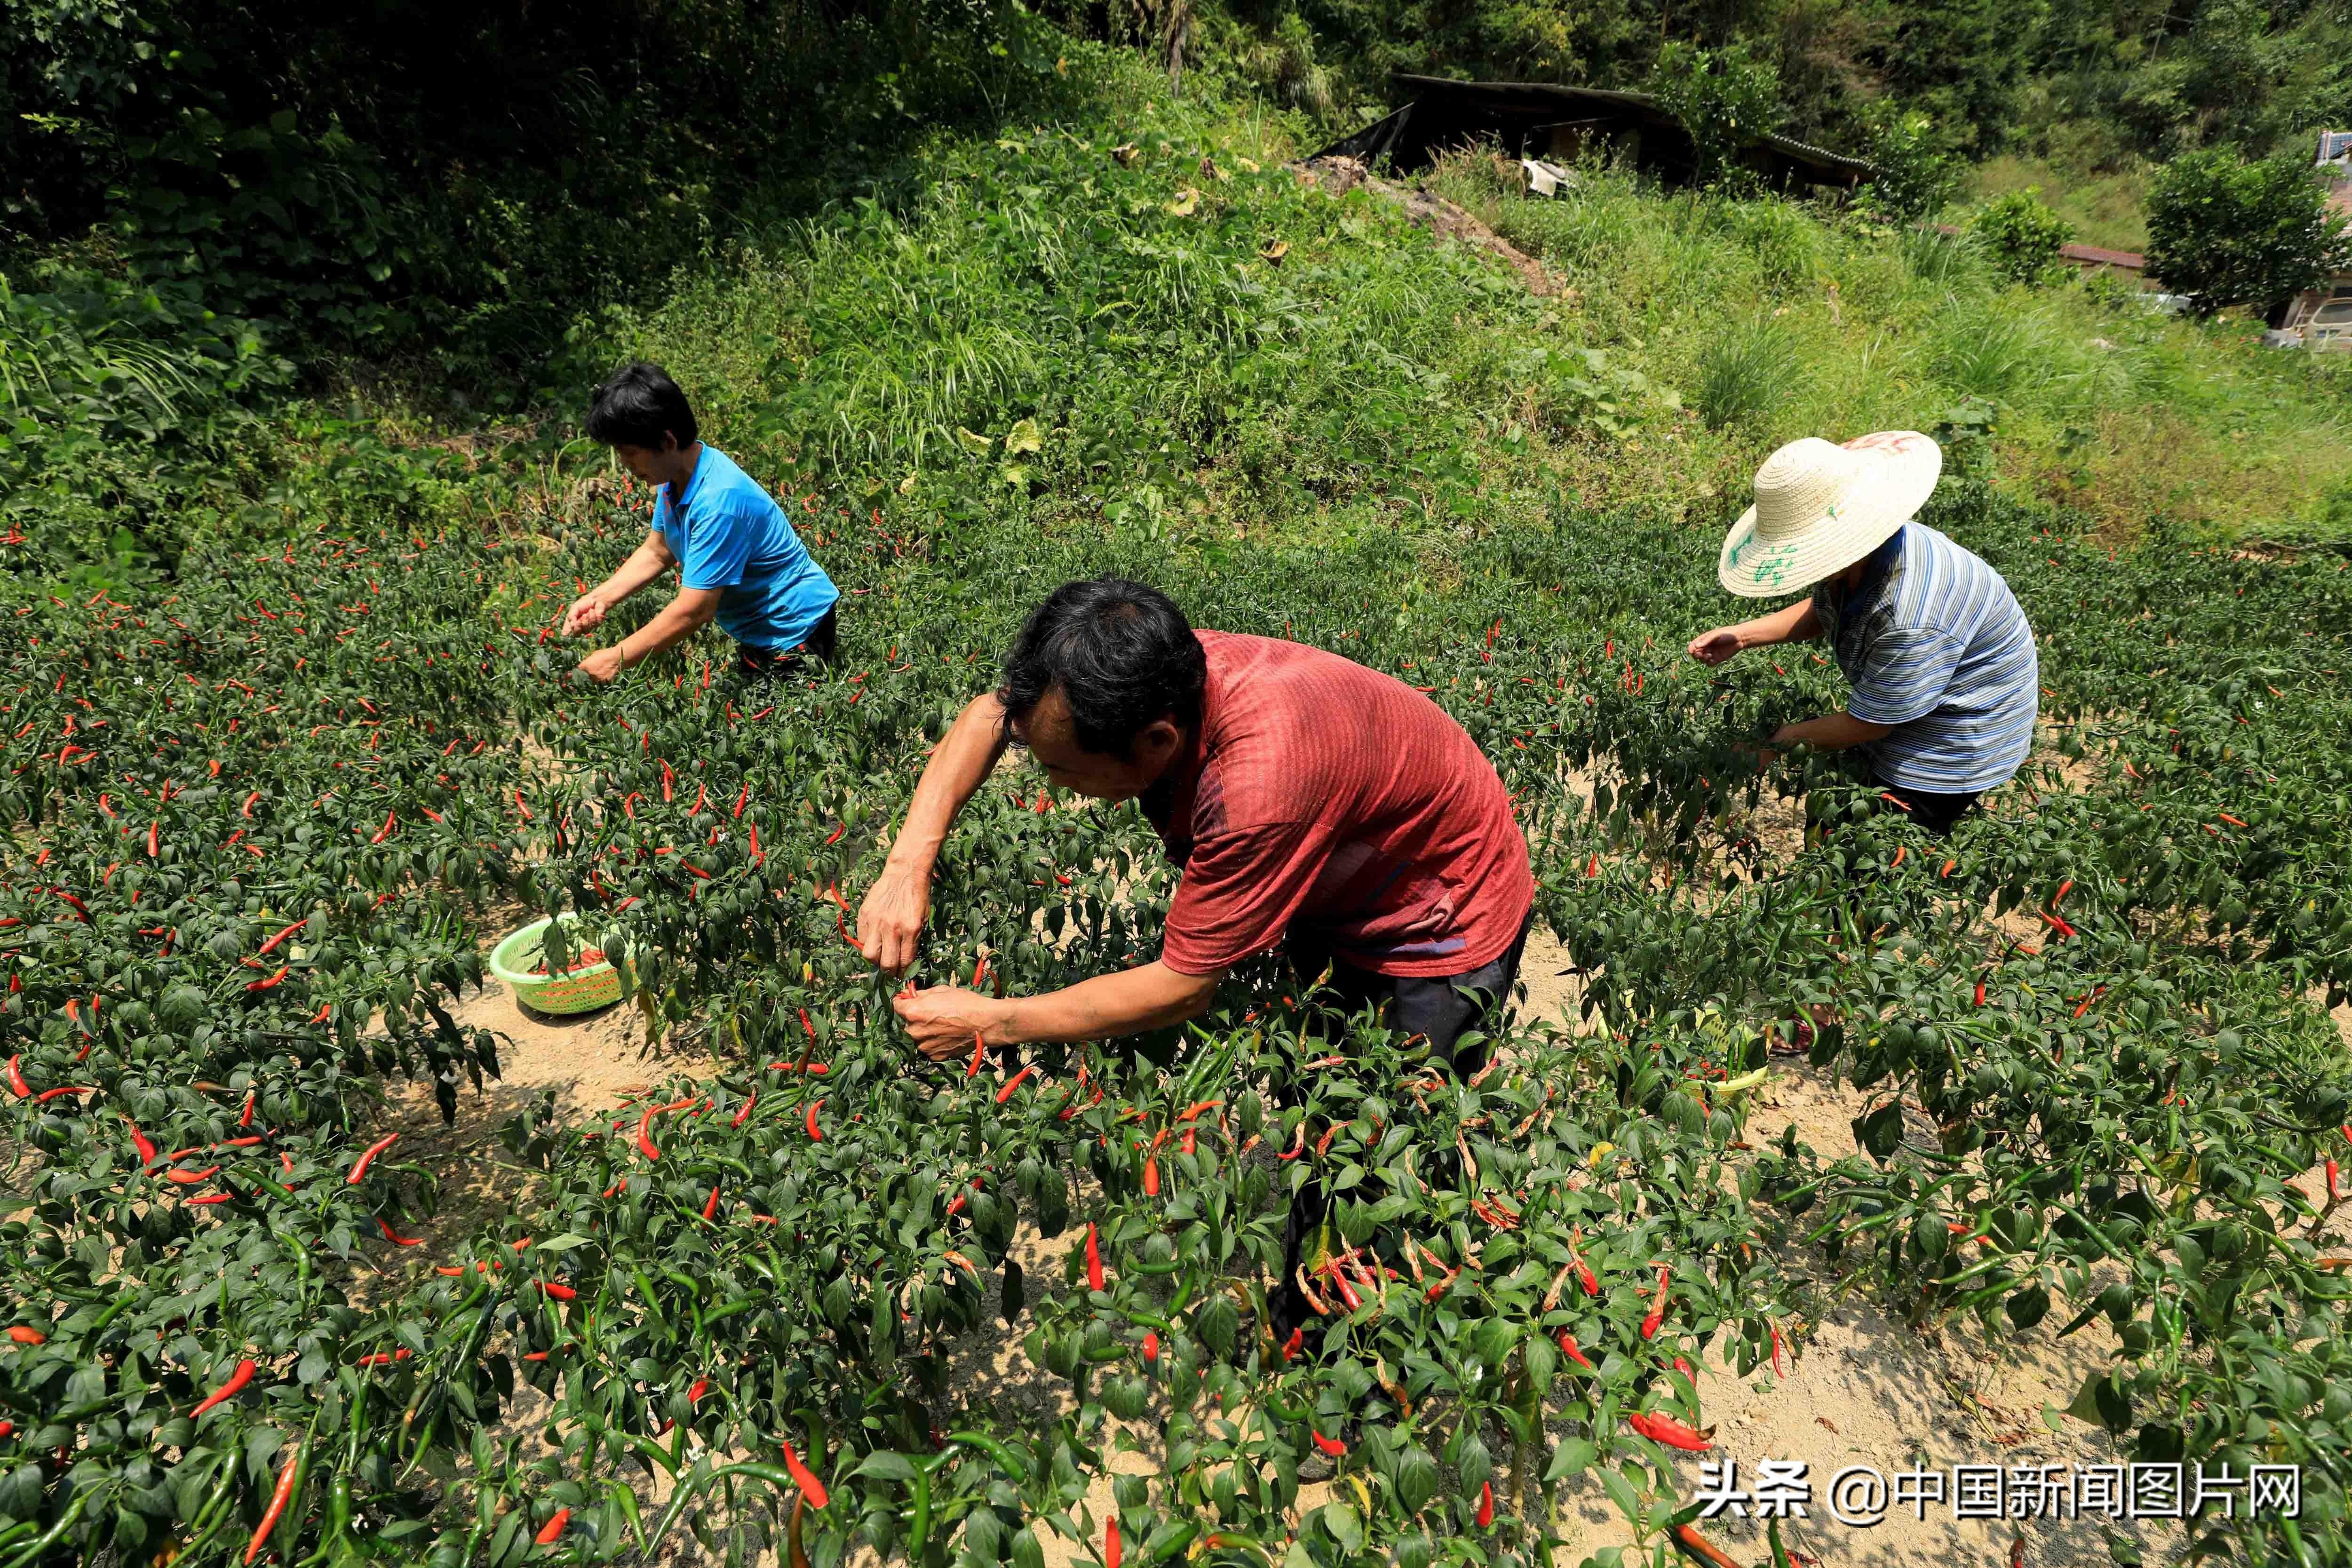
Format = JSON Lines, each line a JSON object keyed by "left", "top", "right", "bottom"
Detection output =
{"left": 0, "top": 0, "right": 1062, "bottom": 379}
{"left": 2031, "top": 0, "right": 2352, "bottom": 160}
{"left": 1855, "top": 110, "right": 1961, "bottom": 222}
{"left": 6, "top": 87, "right": 2352, "bottom": 1568}
{"left": 1970, "top": 187, "right": 2076, "bottom": 287}
{"left": 1647, "top": 39, "right": 1784, "bottom": 188}
{"left": 1696, "top": 316, "right": 1805, "bottom": 431}
{"left": 2146, "top": 147, "right": 2352, "bottom": 317}
{"left": 0, "top": 272, "right": 290, "bottom": 585}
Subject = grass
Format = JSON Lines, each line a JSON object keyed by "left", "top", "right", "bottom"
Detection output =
{"left": 1416, "top": 148, "right": 2352, "bottom": 539}
{"left": 1968, "top": 153, "right": 2151, "bottom": 253}
{"left": 439, "top": 104, "right": 2352, "bottom": 556}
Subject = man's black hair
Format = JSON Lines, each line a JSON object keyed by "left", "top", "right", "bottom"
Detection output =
{"left": 998, "top": 577, "right": 1208, "bottom": 757}
{"left": 587, "top": 362, "right": 698, "bottom": 450}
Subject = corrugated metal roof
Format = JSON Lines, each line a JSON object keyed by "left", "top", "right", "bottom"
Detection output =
{"left": 2319, "top": 130, "right": 2352, "bottom": 163}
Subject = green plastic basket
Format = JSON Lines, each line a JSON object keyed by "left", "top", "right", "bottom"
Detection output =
{"left": 488, "top": 915, "right": 625, "bottom": 1015}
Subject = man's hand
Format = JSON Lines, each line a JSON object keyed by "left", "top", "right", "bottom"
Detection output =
{"left": 1687, "top": 627, "right": 1744, "bottom": 667}
{"left": 894, "top": 986, "right": 1014, "bottom": 1062}
{"left": 574, "top": 646, "right": 626, "bottom": 685}
{"left": 563, "top": 593, "right": 609, "bottom": 637}
{"left": 857, "top": 865, "right": 931, "bottom": 975}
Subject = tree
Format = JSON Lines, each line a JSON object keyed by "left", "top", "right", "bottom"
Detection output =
{"left": 1649, "top": 40, "right": 1784, "bottom": 188}
{"left": 2145, "top": 148, "right": 2352, "bottom": 316}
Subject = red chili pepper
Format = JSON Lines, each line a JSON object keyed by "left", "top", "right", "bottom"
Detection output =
{"left": 166, "top": 1166, "right": 221, "bottom": 1186}
{"left": 146, "top": 820, "right": 160, "bottom": 858}
{"left": 1940, "top": 857, "right": 1957, "bottom": 878}
{"left": 1105, "top": 1513, "right": 1122, "bottom": 1568}
{"left": 190, "top": 1358, "right": 258, "bottom": 1418}
{"left": 369, "top": 810, "right": 396, "bottom": 845}
{"left": 1642, "top": 1262, "right": 1670, "bottom": 1340}
{"left": 348, "top": 1132, "right": 399, "bottom": 1185}
{"left": 1424, "top": 1266, "right": 1463, "bottom": 1305}
{"left": 5, "top": 1057, "right": 28, "bottom": 1098}
{"left": 376, "top": 1217, "right": 423, "bottom": 1247}
{"left": 2328, "top": 1160, "right": 2340, "bottom": 1204}
{"left": 1275, "top": 1124, "right": 1307, "bottom": 1161}
{"left": 1557, "top": 1332, "right": 1595, "bottom": 1369}
{"left": 34, "top": 1085, "right": 95, "bottom": 1104}
{"left": 966, "top": 1030, "right": 985, "bottom": 1081}
{"left": 1142, "top": 1156, "right": 1160, "bottom": 1196}
{"left": 806, "top": 1099, "right": 825, "bottom": 1142}
{"left": 731, "top": 1092, "right": 756, "bottom": 1129}
{"left": 536, "top": 1509, "right": 571, "bottom": 1546}
{"left": 1086, "top": 1222, "right": 1106, "bottom": 1292}
{"left": 1476, "top": 1480, "right": 1494, "bottom": 1528}
{"left": 1627, "top": 1410, "right": 1711, "bottom": 1450}
{"left": 660, "top": 760, "right": 674, "bottom": 802}
{"left": 688, "top": 1378, "right": 709, "bottom": 1404}
{"left": 1278, "top": 1326, "right": 1303, "bottom": 1363}
{"left": 255, "top": 917, "right": 308, "bottom": 956}
{"left": 245, "top": 965, "right": 288, "bottom": 992}
{"left": 243, "top": 1442, "right": 302, "bottom": 1563}
{"left": 2219, "top": 812, "right": 2247, "bottom": 828}
{"left": 126, "top": 1121, "right": 157, "bottom": 1165}
{"left": 1771, "top": 1321, "right": 1786, "bottom": 1376}
{"left": 2053, "top": 878, "right": 2074, "bottom": 906}
{"left": 780, "top": 1438, "right": 830, "bottom": 1508}
{"left": 1143, "top": 1331, "right": 1159, "bottom": 1365}
{"left": 636, "top": 1107, "right": 660, "bottom": 1161}
{"left": 7, "top": 1327, "right": 45, "bottom": 1346}
{"left": 1311, "top": 1429, "right": 1346, "bottom": 1458}
{"left": 701, "top": 1186, "right": 720, "bottom": 1221}
{"left": 995, "top": 1065, "right": 1036, "bottom": 1104}
{"left": 733, "top": 783, "right": 750, "bottom": 819}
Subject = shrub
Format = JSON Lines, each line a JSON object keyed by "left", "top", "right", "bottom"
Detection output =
{"left": 1971, "top": 188, "right": 2075, "bottom": 287}
{"left": 2145, "top": 148, "right": 2352, "bottom": 317}
{"left": 1857, "top": 110, "right": 1961, "bottom": 223}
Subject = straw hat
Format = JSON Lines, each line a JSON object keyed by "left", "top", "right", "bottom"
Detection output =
{"left": 1716, "top": 431, "right": 1943, "bottom": 598}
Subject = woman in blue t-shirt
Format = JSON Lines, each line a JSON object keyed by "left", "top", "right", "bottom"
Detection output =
{"left": 564, "top": 362, "right": 840, "bottom": 684}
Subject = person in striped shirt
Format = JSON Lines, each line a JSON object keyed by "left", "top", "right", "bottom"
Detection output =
{"left": 1688, "top": 432, "right": 2039, "bottom": 835}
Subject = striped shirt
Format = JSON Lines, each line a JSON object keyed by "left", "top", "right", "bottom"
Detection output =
{"left": 1811, "top": 522, "right": 2038, "bottom": 794}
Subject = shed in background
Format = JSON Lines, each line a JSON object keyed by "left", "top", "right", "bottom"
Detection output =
{"left": 1311, "top": 76, "right": 1872, "bottom": 193}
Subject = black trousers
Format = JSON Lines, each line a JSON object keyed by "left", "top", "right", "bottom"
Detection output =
{"left": 1868, "top": 774, "right": 1980, "bottom": 837}
{"left": 1266, "top": 912, "right": 1534, "bottom": 1347}
{"left": 736, "top": 605, "right": 838, "bottom": 681}
{"left": 1807, "top": 768, "right": 1982, "bottom": 841}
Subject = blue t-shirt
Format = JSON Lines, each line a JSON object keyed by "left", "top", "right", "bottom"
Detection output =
{"left": 651, "top": 446, "right": 838, "bottom": 653}
{"left": 1811, "top": 522, "right": 2039, "bottom": 795}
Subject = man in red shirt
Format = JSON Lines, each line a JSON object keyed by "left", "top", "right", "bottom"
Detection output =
{"left": 858, "top": 576, "right": 1534, "bottom": 1339}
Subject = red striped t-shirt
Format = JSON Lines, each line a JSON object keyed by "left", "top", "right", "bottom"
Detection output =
{"left": 1143, "top": 632, "right": 1534, "bottom": 978}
